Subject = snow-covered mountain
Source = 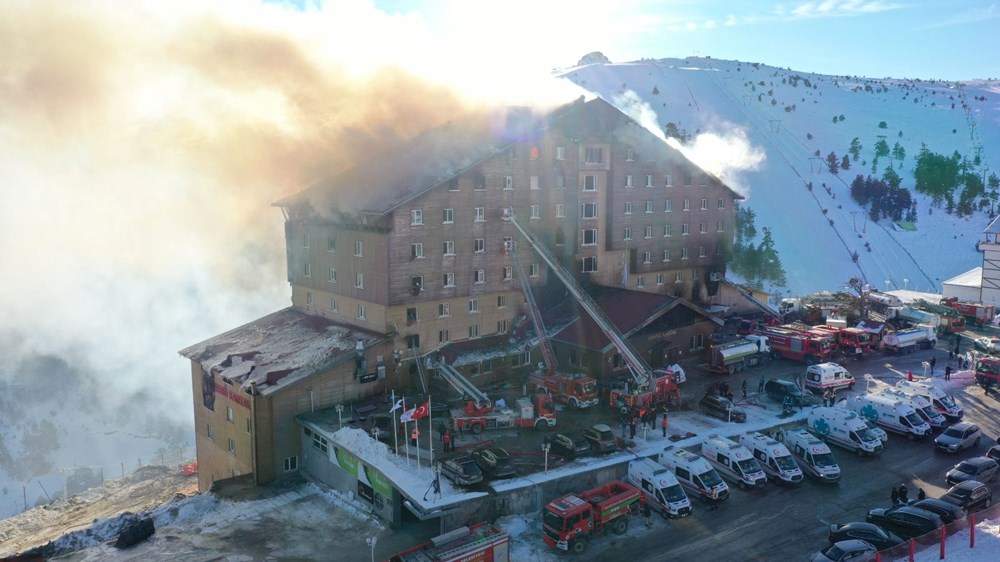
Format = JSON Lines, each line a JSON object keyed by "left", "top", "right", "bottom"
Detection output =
{"left": 560, "top": 56, "right": 1000, "bottom": 296}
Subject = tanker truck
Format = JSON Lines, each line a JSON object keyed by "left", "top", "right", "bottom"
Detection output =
{"left": 881, "top": 325, "right": 936, "bottom": 355}
{"left": 887, "top": 307, "right": 941, "bottom": 330}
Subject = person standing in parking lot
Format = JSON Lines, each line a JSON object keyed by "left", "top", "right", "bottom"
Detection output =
{"left": 898, "top": 483, "right": 908, "bottom": 504}
{"left": 930, "top": 356, "right": 936, "bottom": 374}
{"left": 741, "top": 379, "right": 748, "bottom": 399}
{"left": 945, "top": 366, "right": 952, "bottom": 381}
{"left": 890, "top": 486, "right": 899, "bottom": 507}
{"left": 643, "top": 501, "right": 653, "bottom": 528}
{"left": 662, "top": 414, "right": 668, "bottom": 437}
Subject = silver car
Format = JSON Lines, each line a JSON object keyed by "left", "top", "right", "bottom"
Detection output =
{"left": 810, "top": 539, "right": 876, "bottom": 562}
{"left": 946, "top": 457, "right": 999, "bottom": 485}
{"left": 934, "top": 422, "right": 982, "bottom": 453}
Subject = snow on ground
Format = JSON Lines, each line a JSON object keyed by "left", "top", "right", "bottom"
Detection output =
{"left": 895, "top": 517, "right": 1000, "bottom": 562}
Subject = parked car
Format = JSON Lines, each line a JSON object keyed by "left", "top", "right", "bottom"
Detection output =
{"left": 439, "top": 455, "right": 483, "bottom": 486}
{"left": 545, "top": 432, "right": 593, "bottom": 460}
{"left": 581, "top": 423, "right": 618, "bottom": 454}
{"left": 974, "top": 336, "right": 1000, "bottom": 354}
{"left": 865, "top": 506, "right": 943, "bottom": 539}
{"left": 828, "top": 522, "right": 904, "bottom": 551}
{"left": 765, "top": 378, "right": 819, "bottom": 406}
{"left": 940, "top": 480, "right": 993, "bottom": 513}
{"left": 471, "top": 447, "right": 516, "bottom": 479}
{"left": 699, "top": 394, "right": 747, "bottom": 422}
{"left": 810, "top": 539, "right": 877, "bottom": 562}
{"left": 945, "top": 456, "right": 999, "bottom": 485}
{"left": 987, "top": 444, "right": 1000, "bottom": 463}
{"left": 908, "top": 498, "right": 966, "bottom": 524}
{"left": 934, "top": 421, "right": 982, "bottom": 453}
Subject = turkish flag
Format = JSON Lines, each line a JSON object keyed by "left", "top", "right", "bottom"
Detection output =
{"left": 410, "top": 401, "right": 430, "bottom": 420}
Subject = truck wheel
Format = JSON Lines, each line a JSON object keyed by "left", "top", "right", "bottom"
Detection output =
{"left": 611, "top": 517, "right": 628, "bottom": 535}
{"left": 471, "top": 423, "right": 483, "bottom": 435}
{"left": 660, "top": 507, "right": 671, "bottom": 520}
{"left": 569, "top": 538, "right": 587, "bottom": 555}
{"left": 570, "top": 397, "right": 580, "bottom": 409}
{"left": 534, "top": 419, "right": 547, "bottom": 431}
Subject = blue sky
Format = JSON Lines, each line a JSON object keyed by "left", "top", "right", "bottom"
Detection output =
{"left": 366, "top": 0, "right": 999, "bottom": 81}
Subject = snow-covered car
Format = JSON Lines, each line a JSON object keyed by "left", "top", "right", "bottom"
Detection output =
{"left": 810, "top": 539, "right": 877, "bottom": 562}
{"left": 581, "top": 424, "right": 618, "bottom": 454}
{"left": 440, "top": 455, "right": 484, "bottom": 486}
{"left": 974, "top": 336, "right": 1000, "bottom": 354}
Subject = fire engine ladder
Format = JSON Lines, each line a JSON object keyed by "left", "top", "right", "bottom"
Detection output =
{"left": 412, "top": 348, "right": 428, "bottom": 395}
{"left": 504, "top": 239, "right": 557, "bottom": 375}
{"left": 502, "top": 211, "right": 652, "bottom": 391}
{"left": 430, "top": 356, "right": 492, "bottom": 410}
{"left": 723, "top": 278, "right": 778, "bottom": 319}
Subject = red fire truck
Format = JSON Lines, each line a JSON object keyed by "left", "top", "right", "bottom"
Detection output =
{"left": 527, "top": 372, "right": 599, "bottom": 409}
{"left": 810, "top": 325, "right": 873, "bottom": 357}
{"left": 542, "top": 480, "right": 644, "bottom": 555}
{"left": 941, "top": 297, "right": 995, "bottom": 327}
{"left": 974, "top": 355, "right": 1000, "bottom": 390}
{"left": 760, "top": 325, "right": 835, "bottom": 364}
{"left": 387, "top": 522, "right": 509, "bottom": 562}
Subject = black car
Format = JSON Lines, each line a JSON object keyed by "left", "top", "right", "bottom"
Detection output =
{"left": 828, "top": 522, "right": 904, "bottom": 551}
{"left": 945, "top": 456, "right": 999, "bottom": 485}
{"left": 545, "top": 432, "right": 593, "bottom": 460}
{"left": 581, "top": 424, "right": 618, "bottom": 454}
{"left": 471, "top": 447, "right": 516, "bottom": 479}
{"left": 865, "top": 506, "right": 943, "bottom": 539}
{"left": 439, "top": 455, "right": 483, "bottom": 486}
{"left": 765, "top": 378, "right": 819, "bottom": 406}
{"left": 908, "top": 498, "right": 966, "bottom": 524}
{"left": 699, "top": 394, "right": 747, "bottom": 422}
{"left": 940, "top": 480, "right": 993, "bottom": 513}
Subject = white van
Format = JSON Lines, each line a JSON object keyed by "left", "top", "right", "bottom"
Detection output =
{"left": 658, "top": 446, "right": 729, "bottom": 504}
{"left": 877, "top": 389, "right": 947, "bottom": 429}
{"left": 739, "top": 431, "right": 804, "bottom": 485}
{"left": 894, "top": 378, "right": 964, "bottom": 421}
{"left": 779, "top": 429, "right": 841, "bottom": 483}
{"left": 701, "top": 434, "right": 767, "bottom": 489}
{"left": 845, "top": 393, "right": 931, "bottom": 440}
{"left": 804, "top": 363, "right": 855, "bottom": 393}
{"left": 807, "top": 406, "right": 883, "bottom": 456}
{"left": 627, "top": 458, "right": 693, "bottom": 518}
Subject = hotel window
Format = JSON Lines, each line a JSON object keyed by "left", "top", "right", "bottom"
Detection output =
{"left": 681, "top": 247, "right": 689, "bottom": 260}
{"left": 581, "top": 203, "right": 598, "bottom": 219}
{"left": 644, "top": 226, "right": 652, "bottom": 239}
{"left": 624, "top": 228, "right": 632, "bottom": 241}
{"left": 699, "top": 245, "right": 707, "bottom": 257}
{"left": 355, "top": 273, "right": 364, "bottom": 288}
{"left": 439, "top": 303, "right": 451, "bottom": 317}
{"left": 645, "top": 201, "right": 653, "bottom": 213}
{"left": 504, "top": 176, "right": 513, "bottom": 190}
{"left": 683, "top": 171, "right": 692, "bottom": 186}
{"left": 556, "top": 204, "right": 565, "bottom": 218}
{"left": 690, "top": 334, "right": 704, "bottom": 350}
{"left": 624, "top": 201, "right": 633, "bottom": 215}
{"left": 682, "top": 223, "right": 690, "bottom": 235}
{"left": 503, "top": 266, "right": 513, "bottom": 280}
{"left": 530, "top": 176, "right": 540, "bottom": 190}
{"left": 474, "top": 238, "right": 485, "bottom": 253}
{"left": 328, "top": 267, "right": 337, "bottom": 283}
{"left": 583, "top": 175, "right": 598, "bottom": 191}
{"left": 645, "top": 174, "right": 654, "bottom": 188}
{"left": 530, "top": 205, "right": 540, "bottom": 219}
{"left": 443, "top": 208, "right": 454, "bottom": 223}
{"left": 585, "top": 147, "right": 603, "bottom": 164}
{"left": 283, "top": 456, "right": 298, "bottom": 472}
{"left": 675, "top": 272, "right": 683, "bottom": 283}
{"left": 411, "top": 243, "right": 424, "bottom": 259}
{"left": 313, "top": 434, "right": 329, "bottom": 454}
{"left": 354, "top": 240, "right": 363, "bottom": 256}
{"left": 207, "top": 424, "right": 214, "bottom": 439}
{"left": 474, "top": 269, "right": 485, "bottom": 284}
{"left": 662, "top": 249, "right": 671, "bottom": 262}
{"left": 665, "top": 174, "right": 673, "bottom": 187}
{"left": 664, "top": 224, "right": 672, "bottom": 237}
{"left": 303, "top": 262, "right": 311, "bottom": 277}
{"left": 469, "top": 299, "right": 480, "bottom": 313}
{"left": 699, "top": 223, "right": 707, "bottom": 234}
{"left": 228, "top": 438, "right": 236, "bottom": 455}
{"left": 439, "top": 330, "right": 450, "bottom": 343}
{"left": 530, "top": 263, "right": 539, "bottom": 277}
{"left": 701, "top": 198, "right": 708, "bottom": 210}
{"left": 683, "top": 199, "right": 690, "bottom": 211}
{"left": 303, "top": 233, "right": 310, "bottom": 248}
{"left": 717, "top": 222, "right": 724, "bottom": 232}
{"left": 555, "top": 230, "right": 565, "bottom": 245}
{"left": 497, "top": 319, "right": 508, "bottom": 334}
{"left": 358, "top": 304, "right": 366, "bottom": 320}
{"left": 444, "top": 240, "right": 455, "bottom": 255}
{"left": 474, "top": 173, "right": 486, "bottom": 190}
{"left": 656, "top": 273, "right": 664, "bottom": 285}
{"left": 718, "top": 197, "right": 726, "bottom": 209}
{"left": 556, "top": 146, "right": 565, "bottom": 160}
{"left": 443, "top": 272, "right": 455, "bottom": 287}
{"left": 411, "top": 209, "right": 423, "bottom": 225}
{"left": 497, "top": 294, "right": 508, "bottom": 308}
{"left": 637, "top": 276, "right": 645, "bottom": 288}
{"left": 474, "top": 207, "right": 485, "bottom": 222}
{"left": 643, "top": 251, "right": 651, "bottom": 263}
{"left": 327, "top": 237, "right": 336, "bottom": 252}
{"left": 469, "top": 324, "right": 480, "bottom": 338}
{"left": 305, "top": 291, "right": 313, "bottom": 306}
{"left": 227, "top": 406, "right": 234, "bottom": 422}
{"left": 626, "top": 147, "right": 635, "bottom": 161}
{"left": 555, "top": 174, "right": 565, "bottom": 188}
{"left": 448, "top": 178, "right": 459, "bottom": 191}
{"left": 625, "top": 174, "right": 634, "bottom": 188}
{"left": 581, "top": 256, "right": 597, "bottom": 273}
{"left": 406, "top": 307, "right": 418, "bottom": 324}
{"left": 330, "top": 297, "right": 338, "bottom": 312}
{"left": 664, "top": 199, "right": 673, "bottom": 212}
{"left": 582, "top": 229, "right": 597, "bottom": 245}
{"left": 701, "top": 174, "right": 708, "bottom": 186}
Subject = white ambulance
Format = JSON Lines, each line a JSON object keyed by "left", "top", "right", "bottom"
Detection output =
{"left": 780, "top": 429, "right": 841, "bottom": 483}
{"left": 877, "top": 389, "right": 947, "bottom": 429}
{"left": 658, "top": 446, "right": 730, "bottom": 504}
{"left": 804, "top": 362, "right": 855, "bottom": 393}
{"left": 739, "top": 431, "right": 804, "bottom": 485}
{"left": 894, "top": 378, "right": 964, "bottom": 421}
{"left": 807, "top": 406, "right": 883, "bottom": 456}
{"left": 701, "top": 434, "right": 768, "bottom": 489}
{"left": 627, "top": 458, "right": 693, "bottom": 518}
{"left": 845, "top": 393, "right": 931, "bottom": 440}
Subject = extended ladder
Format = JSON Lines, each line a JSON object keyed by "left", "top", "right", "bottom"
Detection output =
{"left": 431, "top": 356, "right": 492, "bottom": 410}
{"left": 412, "top": 347, "right": 428, "bottom": 395}
{"left": 504, "top": 239, "right": 557, "bottom": 375}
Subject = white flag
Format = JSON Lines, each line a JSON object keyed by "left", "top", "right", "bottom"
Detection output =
{"left": 389, "top": 399, "right": 403, "bottom": 414}
{"left": 399, "top": 407, "right": 418, "bottom": 423}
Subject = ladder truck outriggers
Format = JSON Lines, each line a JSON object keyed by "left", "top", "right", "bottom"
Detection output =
{"left": 502, "top": 210, "right": 684, "bottom": 412}
{"left": 505, "top": 239, "right": 599, "bottom": 409}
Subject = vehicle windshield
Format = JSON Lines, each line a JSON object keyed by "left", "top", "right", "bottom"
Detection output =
{"left": 943, "top": 428, "right": 964, "bottom": 439}
{"left": 462, "top": 462, "right": 481, "bottom": 476}
{"left": 581, "top": 382, "right": 596, "bottom": 394}
{"left": 597, "top": 430, "right": 615, "bottom": 441}
{"left": 920, "top": 407, "right": 944, "bottom": 422}
{"left": 948, "top": 488, "right": 972, "bottom": 501}
{"left": 812, "top": 452, "right": 837, "bottom": 467}
{"left": 938, "top": 395, "right": 958, "bottom": 410}
{"left": 904, "top": 413, "right": 924, "bottom": 427}
{"left": 698, "top": 469, "right": 723, "bottom": 487}
{"left": 542, "top": 509, "right": 565, "bottom": 530}
{"left": 856, "top": 427, "right": 876, "bottom": 442}
{"left": 663, "top": 484, "right": 686, "bottom": 503}
{"left": 775, "top": 455, "right": 798, "bottom": 471}
{"left": 956, "top": 462, "right": 977, "bottom": 475}
{"left": 822, "top": 544, "right": 845, "bottom": 559}
{"left": 736, "top": 458, "right": 762, "bottom": 475}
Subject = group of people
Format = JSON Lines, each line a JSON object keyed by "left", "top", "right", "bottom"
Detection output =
{"left": 437, "top": 421, "right": 460, "bottom": 453}
{"left": 619, "top": 404, "right": 669, "bottom": 439}
{"left": 821, "top": 388, "right": 838, "bottom": 407}
{"left": 890, "top": 483, "right": 925, "bottom": 507}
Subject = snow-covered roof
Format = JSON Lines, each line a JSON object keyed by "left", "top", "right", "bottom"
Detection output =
{"left": 179, "top": 308, "right": 386, "bottom": 396}
{"left": 888, "top": 289, "right": 943, "bottom": 304}
{"left": 943, "top": 267, "right": 982, "bottom": 288}
{"left": 985, "top": 214, "right": 1000, "bottom": 234}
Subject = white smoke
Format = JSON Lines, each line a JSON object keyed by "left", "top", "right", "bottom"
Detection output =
{"left": 667, "top": 127, "right": 766, "bottom": 197}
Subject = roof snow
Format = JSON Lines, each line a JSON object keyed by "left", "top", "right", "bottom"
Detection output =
{"left": 943, "top": 267, "right": 982, "bottom": 288}
{"left": 179, "top": 307, "right": 385, "bottom": 396}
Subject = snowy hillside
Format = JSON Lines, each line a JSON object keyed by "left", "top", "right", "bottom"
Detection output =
{"left": 561, "top": 57, "right": 1000, "bottom": 296}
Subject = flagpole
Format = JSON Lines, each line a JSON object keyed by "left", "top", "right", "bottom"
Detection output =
{"left": 428, "top": 394, "right": 433, "bottom": 469}
{"left": 402, "top": 397, "right": 411, "bottom": 467}
{"left": 391, "top": 389, "right": 399, "bottom": 456}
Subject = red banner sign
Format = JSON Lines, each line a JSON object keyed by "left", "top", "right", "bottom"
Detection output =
{"left": 215, "top": 383, "right": 250, "bottom": 409}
